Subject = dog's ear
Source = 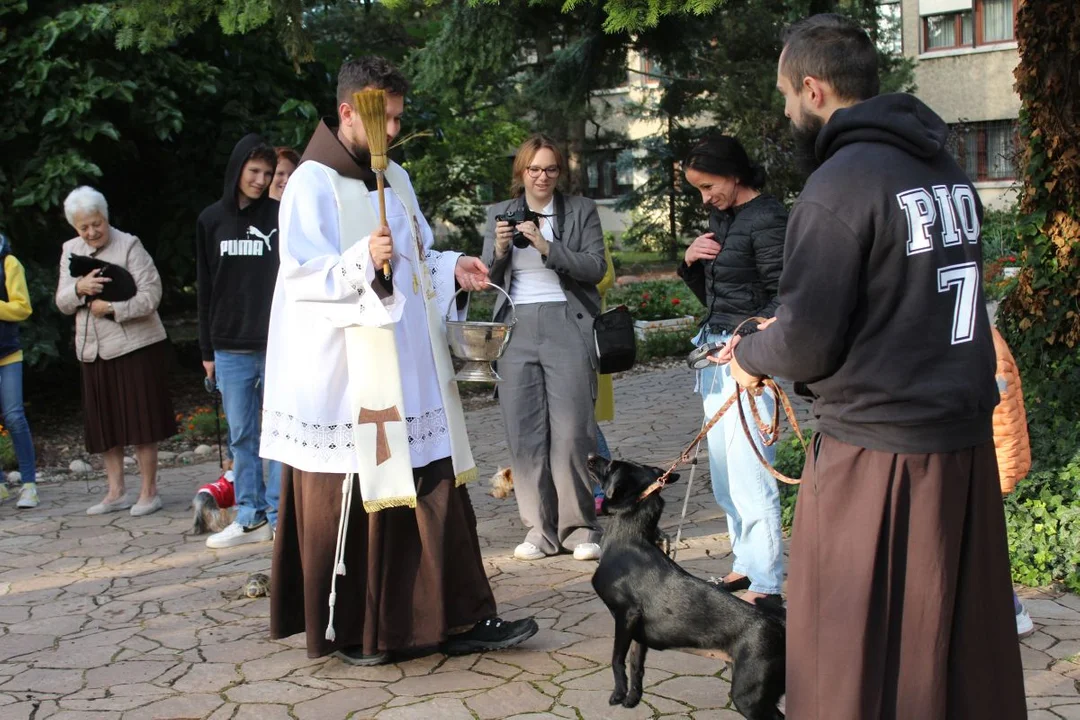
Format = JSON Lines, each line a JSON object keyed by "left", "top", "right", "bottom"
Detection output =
{"left": 665, "top": 472, "right": 680, "bottom": 485}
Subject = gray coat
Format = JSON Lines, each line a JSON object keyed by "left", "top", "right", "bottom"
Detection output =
{"left": 481, "top": 193, "right": 606, "bottom": 368}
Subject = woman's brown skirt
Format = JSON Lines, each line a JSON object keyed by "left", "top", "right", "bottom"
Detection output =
{"left": 81, "top": 340, "right": 176, "bottom": 454}
{"left": 270, "top": 459, "right": 498, "bottom": 658}
{"left": 787, "top": 434, "right": 1026, "bottom": 720}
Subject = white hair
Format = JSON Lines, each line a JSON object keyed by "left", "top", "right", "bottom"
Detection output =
{"left": 63, "top": 186, "right": 109, "bottom": 227}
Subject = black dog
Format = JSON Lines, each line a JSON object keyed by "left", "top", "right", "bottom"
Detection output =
{"left": 68, "top": 254, "right": 137, "bottom": 302}
{"left": 589, "top": 456, "right": 785, "bottom": 719}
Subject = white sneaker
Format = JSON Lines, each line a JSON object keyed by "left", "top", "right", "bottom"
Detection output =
{"left": 573, "top": 542, "right": 602, "bottom": 561}
{"left": 15, "top": 484, "right": 38, "bottom": 509}
{"left": 1016, "top": 602, "right": 1035, "bottom": 639}
{"left": 206, "top": 520, "right": 273, "bottom": 549}
{"left": 514, "top": 542, "right": 546, "bottom": 561}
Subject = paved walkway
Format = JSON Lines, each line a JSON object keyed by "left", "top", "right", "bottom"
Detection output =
{"left": 1, "top": 366, "right": 1078, "bottom": 719}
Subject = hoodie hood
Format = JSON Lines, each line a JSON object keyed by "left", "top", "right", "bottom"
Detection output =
{"left": 222, "top": 133, "right": 273, "bottom": 206}
{"left": 816, "top": 93, "right": 950, "bottom": 164}
{"left": 301, "top": 119, "right": 377, "bottom": 189}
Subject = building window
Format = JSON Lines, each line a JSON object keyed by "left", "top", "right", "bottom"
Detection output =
{"left": 980, "top": 0, "right": 1014, "bottom": 43}
{"left": 640, "top": 54, "right": 661, "bottom": 86}
{"left": 925, "top": 11, "right": 973, "bottom": 50}
{"left": 584, "top": 150, "right": 635, "bottom": 200}
{"left": 949, "top": 120, "right": 1018, "bottom": 182}
{"left": 923, "top": 0, "right": 1015, "bottom": 51}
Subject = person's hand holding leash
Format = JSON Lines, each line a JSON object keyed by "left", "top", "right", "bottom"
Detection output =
{"left": 89, "top": 299, "right": 113, "bottom": 318}
{"left": 730, "top": 353, "right": 764, "bottom": 393}
{"left": 710, "top": 317, "right": 776, "bottom": 365}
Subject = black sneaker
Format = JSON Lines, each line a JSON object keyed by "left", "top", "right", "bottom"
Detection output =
{"left": 332, "top": 647, "right": 391, "bottom": 666}
{"left": 441, "top": 617, "right": 539, "bottom": 656}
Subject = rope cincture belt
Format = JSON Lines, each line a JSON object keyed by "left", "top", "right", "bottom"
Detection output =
{"left": 325, "top": 472, "right": 357, "bottom": 642}
{"left": 638, "top": 316, "right": 808, "bottom": 505}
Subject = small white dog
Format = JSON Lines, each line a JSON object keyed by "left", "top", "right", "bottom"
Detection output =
{"left": 490, "top": 466, "right": 514, "bottom": 498}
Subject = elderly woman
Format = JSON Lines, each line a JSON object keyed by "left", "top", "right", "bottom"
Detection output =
{"left": 56, "top": 186, "right": 176, "bottom": 516}
{"left": 482, "top": 134, "right": 606, "bottom": 562}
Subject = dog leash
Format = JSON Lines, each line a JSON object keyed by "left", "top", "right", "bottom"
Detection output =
{"left": 638, "top": 317, "right": 808, "bottom": 504}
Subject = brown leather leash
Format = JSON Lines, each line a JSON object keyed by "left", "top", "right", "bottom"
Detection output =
{"left": 638, "top": 317, "right": 808, "bottom": 503}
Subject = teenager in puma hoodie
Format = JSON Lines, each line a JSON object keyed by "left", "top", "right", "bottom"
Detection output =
{"left": 196, "top": 134, "right": 283, "bottom": 549}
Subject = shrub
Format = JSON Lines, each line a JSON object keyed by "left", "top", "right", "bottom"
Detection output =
{"left": 636, "top": 329, "right": 693, "bottom": 363}
{"left": 773, "top": 435, "right": 806, "bottom": 531}
{"left": 0, "top": 426, "right": 16, "bottom": 472}
{"left": 1004, "top": 415, "right": 1080, "bottom": 591}
{"left": 608, "top": 280, "right": 701, "bottom": 322}
{"left": 176, "top": 406, "right": 228, "bottom": 443}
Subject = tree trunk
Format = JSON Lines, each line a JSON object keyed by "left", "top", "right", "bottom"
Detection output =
{"left": 1000, "top": 0, "right": 1080, "bottom": 379}
{"left": 567, "top": 114, "right": 587, "bottom": 195}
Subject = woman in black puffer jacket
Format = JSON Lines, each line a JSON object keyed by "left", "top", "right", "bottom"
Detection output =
{"left": 678, "top": 135, "right": 787, "bottom": 608}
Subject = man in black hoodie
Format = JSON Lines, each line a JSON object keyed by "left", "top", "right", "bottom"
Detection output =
{"left": 196, "top": 134, "right": 283, "bottom": 549}
{"left": 722, "top": 14, "right": 1026, "bottom": 720}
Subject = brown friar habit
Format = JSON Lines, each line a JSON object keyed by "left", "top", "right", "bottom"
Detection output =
{"left": 787, "top": 434, "right": 1026, "bottom": 720}
{"left": 269, "top": 120, "right": 497, "bottom": 658}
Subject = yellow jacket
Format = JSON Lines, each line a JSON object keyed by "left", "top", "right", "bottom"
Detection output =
{"left": 0, "top": 254, "right": 33, "bottom": 366}
{"left": 595, "top": 247, "right": 616, "bottom": 422}
{"left": 991, "top": 327, "right": 1030, "bottom": 494}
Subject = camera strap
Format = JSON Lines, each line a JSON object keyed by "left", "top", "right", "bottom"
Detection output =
{"left": 555, "top": 191, "right": 566, "bottom": 242}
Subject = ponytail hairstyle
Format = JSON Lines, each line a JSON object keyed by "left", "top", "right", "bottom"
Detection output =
{"left": 683, "top": 134, "right": 767, "bottom": 190}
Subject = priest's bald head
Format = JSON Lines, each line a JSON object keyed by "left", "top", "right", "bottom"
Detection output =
{"left": 336, "top": 56, "right": 409, "bottom": 156}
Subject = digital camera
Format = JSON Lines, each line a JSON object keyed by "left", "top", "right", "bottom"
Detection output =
{"left": 495, "top": 206, "right": 542, "bottom": 249}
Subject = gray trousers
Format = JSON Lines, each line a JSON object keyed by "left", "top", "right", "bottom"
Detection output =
{"left": 498, "top": 302, "right": 601, "bottom": 554}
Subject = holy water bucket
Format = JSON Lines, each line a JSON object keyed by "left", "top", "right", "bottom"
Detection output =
{"left": 445, "top": 281, "right": 517, "bottom": 382}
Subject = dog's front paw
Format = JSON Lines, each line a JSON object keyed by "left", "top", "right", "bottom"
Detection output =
{"left": 622, "top": 690, "right": 642, "bottom": 708}
{"left": 608, "top": 689, "right": 626, "bottom": 706}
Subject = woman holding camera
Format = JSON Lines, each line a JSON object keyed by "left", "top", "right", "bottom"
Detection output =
{"left": 482, "top": 134, "right": 606, "bottom": 562}
{"left": 678, "top": 135, "right": 787, "bottom": 607}
{"left": 55, "top": 186, "right": 176, "bottom": 517}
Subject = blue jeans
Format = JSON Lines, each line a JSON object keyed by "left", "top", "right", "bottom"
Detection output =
{"left": 215, "top": 351, "right": 281, "bottom": 528}
{"left": 698, "top": 332, "right": 784, "bottom": 595}
{"left": 594, "top": 425, "right": 611, "bottom": 496}
{"left": 0, "top": 361, "right": 35, "bottom": 485}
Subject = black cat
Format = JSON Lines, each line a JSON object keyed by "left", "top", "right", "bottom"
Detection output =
{"left": 68, "top": 254, "right": 137, "bottom": 303}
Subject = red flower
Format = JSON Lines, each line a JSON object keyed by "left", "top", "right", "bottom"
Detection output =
{"left": 642, "top": 293, "right": 651, "bottom": 301}
{"left": 640, "top": 301, "right": 647, "bottom": 307}
{"left": 1006, "top": 255, "right": 1017, "bottom": 262}
{"left": 671, "top": 297, "right": 681, "bottom": 305}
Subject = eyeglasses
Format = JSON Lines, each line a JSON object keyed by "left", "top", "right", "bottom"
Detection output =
{"left": 526, "top": 166, "right": 560, "bottom": 179}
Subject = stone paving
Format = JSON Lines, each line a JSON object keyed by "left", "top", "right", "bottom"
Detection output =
{"left": 1, "top": 365, "right": 1078, "bottom": 719}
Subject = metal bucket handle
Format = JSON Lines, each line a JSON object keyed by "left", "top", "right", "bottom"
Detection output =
{"left": 447, "top": 280, "right": 517, "bottom": 326}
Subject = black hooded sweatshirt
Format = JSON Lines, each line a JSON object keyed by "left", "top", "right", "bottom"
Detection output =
{"left": 196, "top": 134, "right": 280, "bottom": 361}
{"left": 735, "top": 94, "right": 997, "bottom": 454}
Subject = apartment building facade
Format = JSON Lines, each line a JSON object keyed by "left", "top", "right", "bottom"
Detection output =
{"left": 897, "top": 0, "right": 1021, "bottom": 208}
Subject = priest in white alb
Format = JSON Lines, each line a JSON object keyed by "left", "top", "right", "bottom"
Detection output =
{"left": 261, "top": 56, "right": 538, "bottom": 665}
